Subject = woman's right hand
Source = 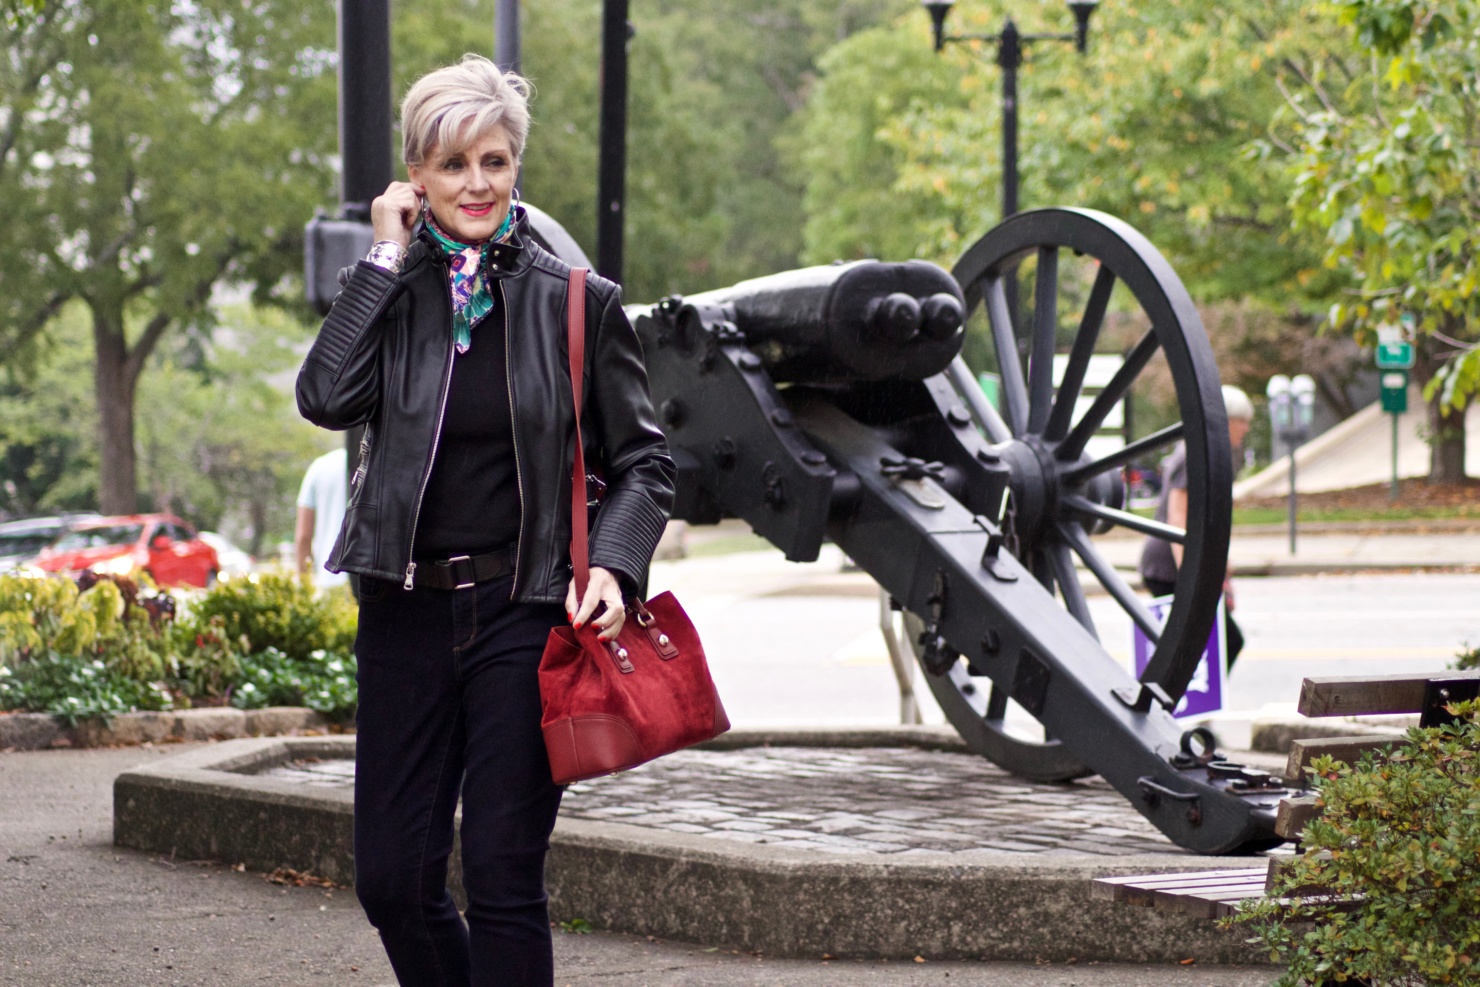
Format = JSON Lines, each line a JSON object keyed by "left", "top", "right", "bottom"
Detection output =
{"left": 370, "top": 181, "right": 421, "bottom": 249}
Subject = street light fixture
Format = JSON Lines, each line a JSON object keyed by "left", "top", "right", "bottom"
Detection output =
{"left": 921, "top": 0, "right": 1098, "bottom": 219}
{"left": 1266, "top": 373, "right": 1316, "bottom": 555}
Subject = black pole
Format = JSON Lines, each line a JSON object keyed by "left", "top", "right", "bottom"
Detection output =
{"left": 337, "top": 0, "right": 394, "bottom": 220}
{"left": 596, "top": 0, "right": 630, "bottom": 284}
{"left": 998, "top": 20, "right": 1023, "bottom": 340}
{"left": 997, "top": 19, "right": 1021, "bottom": 220}
{"left": 336, "top": 0, "right": 393, "bottom": 486}
{"left": 494, "top": 0, "right": 521, "bottom": 74}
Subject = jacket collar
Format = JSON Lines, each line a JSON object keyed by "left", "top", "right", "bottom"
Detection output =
{"left": 408, "top": 205, "right": 534, "bottom": 280}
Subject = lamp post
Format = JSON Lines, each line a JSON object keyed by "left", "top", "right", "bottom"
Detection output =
{"left": 921, "top": 0, "right": 1098, "bottom": 223}
{"left": 1266, "top": 373, "right": 1316, "bottom": 555}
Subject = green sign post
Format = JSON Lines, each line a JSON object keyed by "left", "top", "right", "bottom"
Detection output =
{"left": 1379, "top": 366, "right": 1409, "bottom": 501}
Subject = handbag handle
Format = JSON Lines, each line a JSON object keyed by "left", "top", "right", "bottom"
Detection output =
{"left": 565, "top": 267, "right": 591, "bottom": 600}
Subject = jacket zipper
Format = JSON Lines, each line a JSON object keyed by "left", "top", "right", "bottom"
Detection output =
{"left": 403, "top": 306, "right": 457, "bottom": 590}
{"left": 501, "top": 279, "right": 526, "bottom": 595}
{"left": 351, "top": 427, "right": 372, "bottom": 489}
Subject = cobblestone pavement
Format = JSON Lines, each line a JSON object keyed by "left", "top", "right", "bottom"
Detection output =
{"left": 264, "top": 746, "right": 1187, "bottom": 857}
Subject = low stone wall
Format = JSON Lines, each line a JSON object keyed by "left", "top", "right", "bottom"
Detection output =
{"left": 113, "top": 734, "right": 1271, "bottom": 963}
{"left": 0, "top": 706, "right": 333, "bottom": 751}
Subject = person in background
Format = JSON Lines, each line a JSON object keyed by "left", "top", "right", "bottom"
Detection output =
{"left": 1138, "top": 384, "right": 1254, "bottom": 669}
{"left": 294, "top": 446, "right": 349, "bottom": 590}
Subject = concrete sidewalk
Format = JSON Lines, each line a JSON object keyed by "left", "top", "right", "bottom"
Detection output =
{"left": 0, "top": 745, "right": 1276, "bottom": 987}
{"left": 1097, "top": 519, "right": 1480, "bottom": 577}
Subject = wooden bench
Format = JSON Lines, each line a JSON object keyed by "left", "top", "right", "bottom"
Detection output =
{"left": 1094, "top": 671, "right": 1480, "bottom": 916}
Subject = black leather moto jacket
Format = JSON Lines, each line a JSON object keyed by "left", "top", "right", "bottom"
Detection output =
{"left": 295, "top": 213, "right": 675, "bottom": 603}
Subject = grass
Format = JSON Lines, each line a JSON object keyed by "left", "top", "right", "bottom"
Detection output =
{"left": 1232, "top": 504, "right": 1479, "bottom": 525}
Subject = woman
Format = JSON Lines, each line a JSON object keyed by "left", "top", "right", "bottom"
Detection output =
{"left": 296, "top": 55, "right": 674, "bottom": 986}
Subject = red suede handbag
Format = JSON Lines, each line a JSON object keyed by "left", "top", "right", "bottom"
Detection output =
{"left": 538, "top": 268, "right": 730, "bottom": 785}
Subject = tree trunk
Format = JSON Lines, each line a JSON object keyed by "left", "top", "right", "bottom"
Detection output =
{"left": 93, "top": 305, "right": 138, "bottom": 514}
{"left": 248, "top": 494, "right": 268, "bottom": 559}
{"left": 1414, "top": 332, "right": 1468, "bottom": 485}
{"left": 1428, "top": 398, "right": 1467, "bottom": 485}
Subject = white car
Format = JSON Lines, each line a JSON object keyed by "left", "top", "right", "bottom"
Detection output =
{"left": 197, "top": 531, "right": 255, "bottom": 578}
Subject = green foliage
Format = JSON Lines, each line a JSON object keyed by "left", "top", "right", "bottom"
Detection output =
{"left": 0, "top": 0, "right": 339, "bottom": 508}
{"left": 178, "top": 573, "right": 356, "bottom": 663}
{"left": 1285, "top": 0, "right": 1480, "bottom": 424}
{"left": 230, "top": 647, "right": 356, "bottom": 718}
{"left": 0, "top": 571, "right": 358, "bottom": 721}
{"left": 794, "top": 1, "right": 1342, "bottom": 300}
{"left": 1234, "top": 703, "right": 1480, "bottom": 985}
{"left": 0, "top": 654, "right": 174, "bottom": 726}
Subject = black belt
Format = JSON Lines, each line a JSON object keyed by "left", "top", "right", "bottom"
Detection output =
{"left": 412, "top": 545, "right": 516, "bottom": 590}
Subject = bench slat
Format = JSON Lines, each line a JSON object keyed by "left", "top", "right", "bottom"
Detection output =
{"left": 1091, "top": 868, "right": 1268, "bottom": 906}
{"left": 1274, "top": 794, "right": 1322, "bottom": 841}
{"left": 1298, "top": 671, "right": 1480, "bottom": 717}
{"left": 1285, "top": 736, "right": 1398, "bottom": 782}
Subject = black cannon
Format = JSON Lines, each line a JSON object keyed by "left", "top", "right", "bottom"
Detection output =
{"left": 629, "top": 208, "right": 1291, "bottom": 855}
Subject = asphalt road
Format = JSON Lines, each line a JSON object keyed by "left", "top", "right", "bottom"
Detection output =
{"left": 654, "top": 549, "right": 1480, "bottom": 734}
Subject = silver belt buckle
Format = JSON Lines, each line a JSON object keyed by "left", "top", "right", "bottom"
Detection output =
{"left": 447, "top": 554, "right": 475, "bottom": 589}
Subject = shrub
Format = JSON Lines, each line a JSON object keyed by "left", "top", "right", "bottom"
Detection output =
{"left": 0, "top": 570, "right": 359, "bottom": 721}
{"left": 180, "top": 573, "right": 355, "bottom": 661}
{"left": 1233, "top": 702, "right": 1480, "bottom": 985}
{"left": 230, "top": 646, "right": 357, "bottom": 719}
{"left": 0, "top": 654, "right": 174, "bottom": 725}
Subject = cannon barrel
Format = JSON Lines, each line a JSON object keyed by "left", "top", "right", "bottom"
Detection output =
{"left": 677, "top": 260, "right": 966, "bottom": 382}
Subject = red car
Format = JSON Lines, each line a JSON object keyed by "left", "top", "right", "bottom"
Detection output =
{"left": 37, "top": 514, "right": 220, "bottom": 588}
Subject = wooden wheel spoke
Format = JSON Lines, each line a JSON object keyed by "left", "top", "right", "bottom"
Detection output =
{"left": 1048, "top": 541, "right": 1096, "bottom": 636}
{"left": 1026, "top": 247, "right": 1059, "bottom": 435}
{"left": 1057, "top": 328, "right": 1160, "bottom": 462}
{"left": 984, "top": 276, "right": 1029, "bottom": 436}
{"left": 1045, "top": 265, "right": 1115, "bottom": 442}
{"left": 1061, "top": 422, "right": 1184, "bottom": 486}
{"left": 948, "top": 357, "right": 1012, "bottom": 444}
{"left": 985, "top": 683, "right": 1008, "bottom": 721}
{"left": 1058, "top": 520, "right": 1162, "bottom": 644}
{"left": 1061, "top": 494, "right": 1186, "bottom": 544}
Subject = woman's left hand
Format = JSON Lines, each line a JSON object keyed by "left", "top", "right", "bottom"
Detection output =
{"left": 567, "top": 567, "right": 626, "bottom": 642}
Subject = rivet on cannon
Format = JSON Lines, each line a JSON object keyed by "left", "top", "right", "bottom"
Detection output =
{"left": 738, "top": 352, "right": 763, "bottom": 371}
{"left": 946, "top": 406, "right": 972, "bottom": 427}
{"left": 770, "top": 409, "right": 794, "bottom": 428}
{"left": 980, "top": 628, "right": 1001, "bottom": 655}
{"left": 800, "top": 450, "right": 828, "bottom": 467}
{"left": 712, "top": 438, "right": 737, "bottom": 470}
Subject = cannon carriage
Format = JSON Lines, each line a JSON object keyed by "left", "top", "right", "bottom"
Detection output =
{"left": 628, "top": 207, "right": 1292, "bottom": 854}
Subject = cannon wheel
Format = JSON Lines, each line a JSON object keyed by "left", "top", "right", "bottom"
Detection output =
{"left": 921, "top": 208, "right": 1232, "bottom": 780}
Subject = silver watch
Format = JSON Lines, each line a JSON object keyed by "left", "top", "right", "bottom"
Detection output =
{"left": 365, "top": 240, "right": 408, "bottom": 274}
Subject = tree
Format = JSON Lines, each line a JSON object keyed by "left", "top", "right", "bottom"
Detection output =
{"left": 1, "top": 0, "right": 337, "bottom": 512}
{"left": 1284, "top": 0, "right": 1480, "bottom": 483}
{"left": 792, "top": 2, "right": 1386, "bottom": 444}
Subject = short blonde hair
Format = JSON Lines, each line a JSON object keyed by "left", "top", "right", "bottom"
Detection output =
{"left": 401, "top": 54, "right": 532, "bottom": 167}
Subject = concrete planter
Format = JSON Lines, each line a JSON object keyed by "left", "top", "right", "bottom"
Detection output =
{"left": 113, "top": 734, "right": 1270, "bottom": 963}
{"left": 0, "top": 706, "right": 333, "bottom": 751}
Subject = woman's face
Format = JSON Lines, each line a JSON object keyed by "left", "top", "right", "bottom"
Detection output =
{"left": 408, "top": 126, "right": 517, "bottom": 243}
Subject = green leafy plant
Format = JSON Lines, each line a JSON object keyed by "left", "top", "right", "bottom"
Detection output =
{"left": 229, "top": 647, "right": 356, "bottom": 719}
{"left": 0, "top": 653, "right": 173, "bottom": 725}
{"left": 180, "top": 573, "right": 355, "bottom": 662}
{"left": 1233, "top": 702, "right": 1480, "bottom": 985}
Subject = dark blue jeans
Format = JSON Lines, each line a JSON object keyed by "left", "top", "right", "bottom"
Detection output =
{"left": 353, "top": 574, "right": 566, "bottom": 987}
